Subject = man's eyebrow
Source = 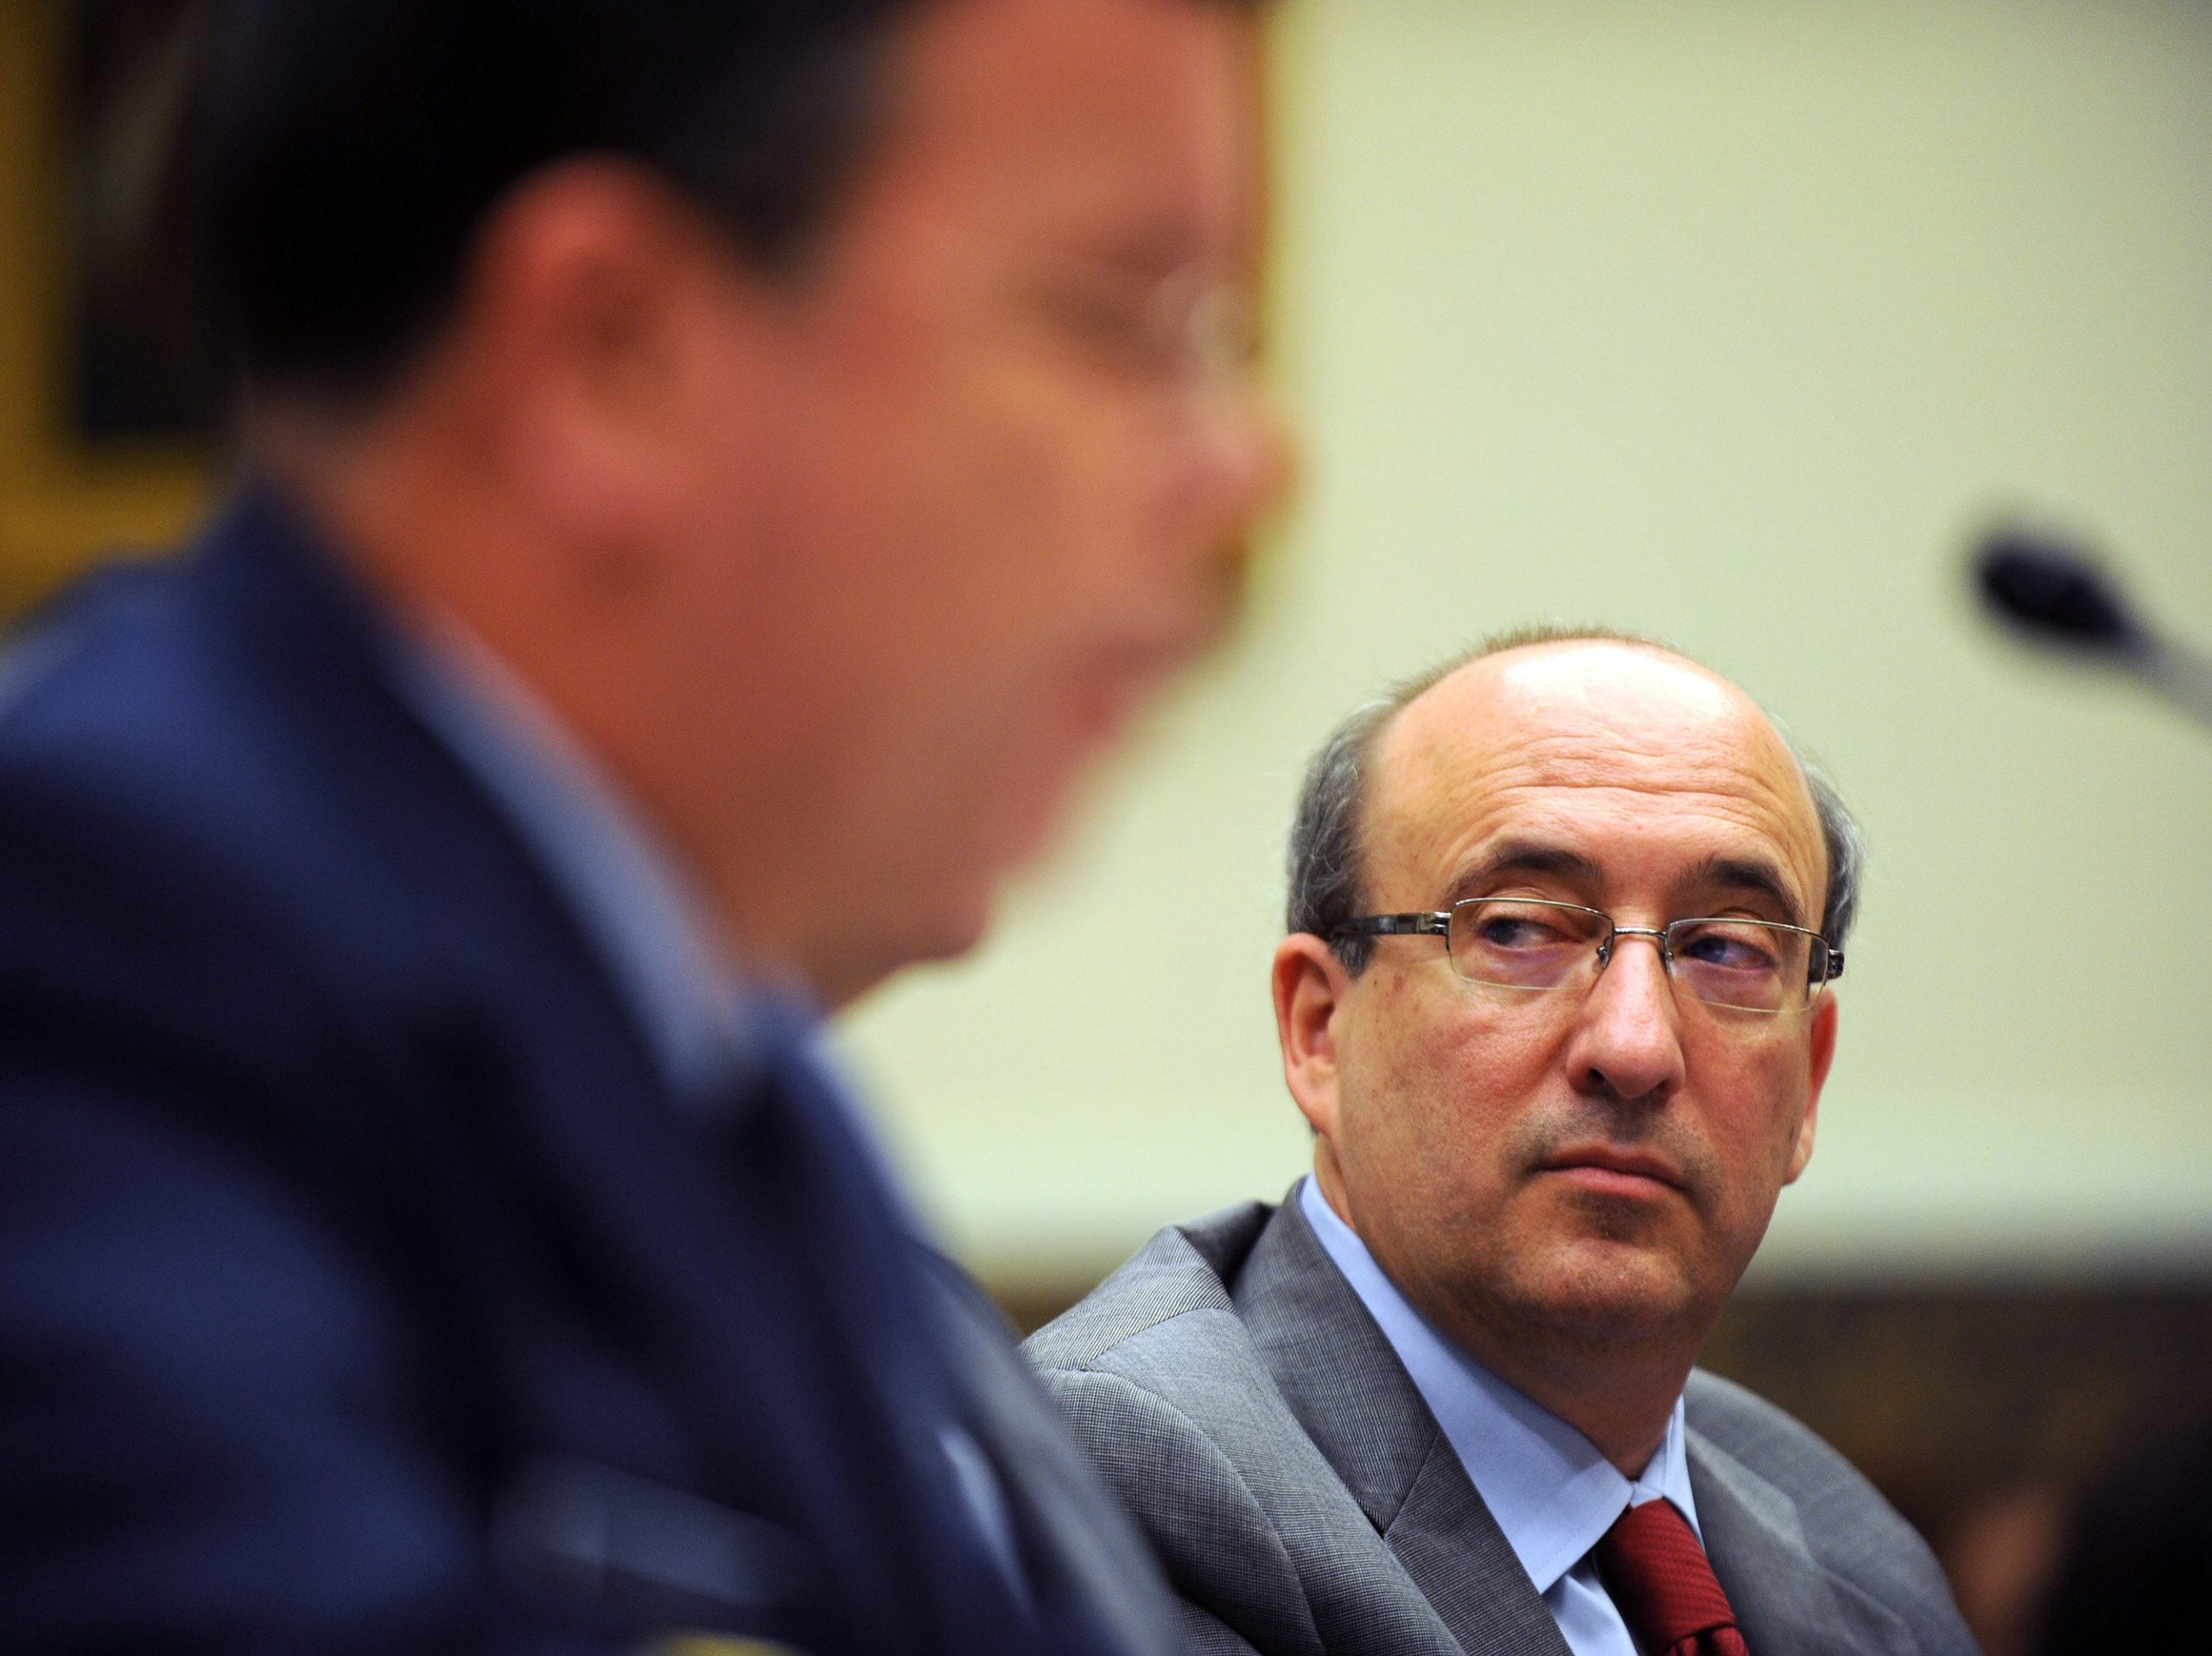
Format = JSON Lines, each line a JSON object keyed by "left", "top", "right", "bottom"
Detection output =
{"left": 1446, "top": 844, "right": 1811, "bottom": 927}
{"left": 1690, "top": 855, "right": 1808, "bottom": 929}
{"left": 1446, "top": 841, "right": 1605, "bottom": 901}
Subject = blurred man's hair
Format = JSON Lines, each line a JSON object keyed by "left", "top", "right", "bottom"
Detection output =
{"left": 1286, "top": 625, "right": 1866, "bottom": 973}
{"left": 194, "top": 0, "right": 1261, "bottom": 402}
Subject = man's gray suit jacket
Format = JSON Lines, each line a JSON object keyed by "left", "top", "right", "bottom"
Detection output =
{"left": 1026, "top": 1197, "right": 1977, "bottom": 1656}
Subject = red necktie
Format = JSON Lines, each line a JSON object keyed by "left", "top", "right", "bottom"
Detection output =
{"left": 1597, "top": 1498, "right": 1750, "bottom": 1656}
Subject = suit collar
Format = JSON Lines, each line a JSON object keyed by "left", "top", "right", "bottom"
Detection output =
{"left": 1233, "top": 1191, "right": 1433, "bottom": 1526}
{"left": 197, "top": 483, "right": 415, "bottom": 726}
{"left": 1689, "top": 1427, "right": 1915, "bottom": 1656}
{"left": 1234, "top": 1196, "right": 1572, "bottom": 1656}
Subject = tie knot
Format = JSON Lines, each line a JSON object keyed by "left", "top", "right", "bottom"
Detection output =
{"left": 1597, "top": 1499, "right": 1744, "bottom": 1653}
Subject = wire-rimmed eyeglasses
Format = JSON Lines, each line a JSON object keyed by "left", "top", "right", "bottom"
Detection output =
{"left": 1021, "top": 246, "right": 1259, "bottom": 389}
{"left": 1332, "top": 897, "right": 1842, "bottom": 1016}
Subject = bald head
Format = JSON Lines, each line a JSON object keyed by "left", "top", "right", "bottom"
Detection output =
{"left": 1369, "top": 641, "right": 1827, "bottom": 936}
{"left": 1287, "top": 633, "right": 1860, "bottom": 971}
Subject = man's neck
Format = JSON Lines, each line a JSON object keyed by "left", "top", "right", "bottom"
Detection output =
{"left": 245, "top": 419, "right": 823, "bottom": 1003}
{"left": 1438, "top": 1310, "right": 1691, "bottom": 1478}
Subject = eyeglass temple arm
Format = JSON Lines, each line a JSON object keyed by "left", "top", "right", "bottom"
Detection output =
{"left": 1335, "top": 913, "right": 1451, "bottom": 938}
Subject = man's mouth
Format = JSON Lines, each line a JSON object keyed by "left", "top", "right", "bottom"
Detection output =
{"left": 1537, "top": 1146, "right": 1686, "bottom": 1199}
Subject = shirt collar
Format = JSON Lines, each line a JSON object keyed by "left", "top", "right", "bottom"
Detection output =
{"left": 1296, "top": 1176, "right": 1698, "bottom": 1593}
{"left": 382, "top": 610, "right": 800, "bottom": 1109}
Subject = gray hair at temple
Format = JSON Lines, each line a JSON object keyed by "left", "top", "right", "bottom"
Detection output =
{"left": 1286, "top": 626, "right": 1866, "bottom": 974}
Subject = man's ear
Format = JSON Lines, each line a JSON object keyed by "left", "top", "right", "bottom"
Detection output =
{"left": 1784, "top": 991, "right": 1839, "bottom": 1184}
{"left": 1273, "top": 933, "right": 1351, "bottom": 1140}
{"left": 456, "top": 157, "right": 766, "bottom": 560}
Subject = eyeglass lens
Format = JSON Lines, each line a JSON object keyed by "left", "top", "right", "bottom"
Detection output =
{"left": 1445, "top": 899, "right": 1826, "bottom": 1014}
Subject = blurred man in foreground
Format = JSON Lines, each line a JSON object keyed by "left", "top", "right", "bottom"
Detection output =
{"left": 1029, "top": 633, "right": 1978, "bottom": 1655}
{"left": 0, "top": 0, "right": 1283, "bottom": 1650}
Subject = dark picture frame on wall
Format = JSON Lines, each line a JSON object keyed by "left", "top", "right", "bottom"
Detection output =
{"left": 63, "top": 0, "right": 218, "bottom": 445}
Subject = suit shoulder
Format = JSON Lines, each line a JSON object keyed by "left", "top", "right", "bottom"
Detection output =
{"left": 1685, "top": 1367, "right": 1890, "bottom": 1511}
{"left": 2, "top": 551, "right": 238, "bottom": 780}
{"left": 1686, "top": 1370, "right": 1976, "bottom": 1653}
{"left": 1025, "top": 1201, "right": 1271, "bottom": 1375}
{"left": 0, "top": 534, "right": 505, "bottom": 1021}
{"left": 1023, "top": 1215, "right": 1332, "bottom": 1653}
{"left": 0, "top": 546, "right": 490, "bottom": 1201}
{"left": 1020, "top": 1202, "right": 1332, "bottom": 1552}
{"left": 1020, "top": 1204, "right": 1299, "bottom": 1534}
{"left": 0, "top": 578, "right": 359, "bottom": 1057}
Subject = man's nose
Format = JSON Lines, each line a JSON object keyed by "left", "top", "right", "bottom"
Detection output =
{"left": 1196, "top": 375, "right": 1298, "bottom": 544}
{"left": 1565, "top": 933, "right": 1688, "bottom": 1106}
{"left": 1237, "top": 385, "right": 1299, "bottom": 523}
{"left": 1171, "top": 381, "right": 1297, "bottom": 631}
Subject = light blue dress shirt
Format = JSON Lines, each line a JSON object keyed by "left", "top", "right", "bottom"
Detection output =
{"left": 1298, "top": 1177, "right": 1699, "bottom": 1656}
{"left": 383, "top": 616, "right": 1025, "bottom": 1602}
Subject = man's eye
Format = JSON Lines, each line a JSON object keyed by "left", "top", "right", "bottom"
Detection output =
{"left": 1679, "top": 929, "right": 1779, "bottom": 971}
{"left": 1477, "top": 917, "right": 1565, "bottom": 950}
{"left": 1038, "top": 277, "right": 1175, "bottom": 363}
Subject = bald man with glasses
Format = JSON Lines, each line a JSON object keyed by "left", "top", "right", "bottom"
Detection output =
{"left": 1027, "top": 630, "right": 1978, "bottom": 1656}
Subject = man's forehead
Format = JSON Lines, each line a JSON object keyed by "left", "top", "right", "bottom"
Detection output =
{"left": 1385, "top": 645, "right": 1748, "bottom": 767}
{"left": 1364, "top": 644, "right": 1825, "bottom": 899}
{"left": 879, "top": 0, "right": 1257, "bottom": 252}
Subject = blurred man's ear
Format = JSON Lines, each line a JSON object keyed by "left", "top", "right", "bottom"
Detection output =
{"left": 1273, "top": 932, "right": 1351, "bottom": 1140}
{"left": 455, "top": 158, "right": 774, "bottom": 564}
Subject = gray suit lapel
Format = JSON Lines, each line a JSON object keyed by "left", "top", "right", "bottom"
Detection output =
{"left": 1236, "top": 1199, "right": 1571, "bottom": 1656}
{"left": 1689, "top": 1430, "right": 1915, "bottom": 1656}
{"left": 1382, "top": 1432, "right": 1576, "bottom": 1656}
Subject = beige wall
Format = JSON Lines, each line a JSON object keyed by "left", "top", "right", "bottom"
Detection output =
{"left": 840, "top": 0, "right": 2212, "bottom": 1283}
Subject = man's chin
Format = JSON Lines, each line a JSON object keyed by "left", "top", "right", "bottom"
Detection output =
{"left": 1514, "top": 1245, "right": 1702, "bottom": 1347}
{"left": 818, "top": 895, "right": 995, "bottom": 1012}
{"left": 818, "top": 725, "right": 1128, "bottom": 1008}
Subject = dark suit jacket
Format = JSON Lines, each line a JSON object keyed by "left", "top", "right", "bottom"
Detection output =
{"left": 1027, "top": 1198, "right": 1980, "bottom": 1656}
{"left": 0, "top": 491, "right": 1178, "bottom": 1656}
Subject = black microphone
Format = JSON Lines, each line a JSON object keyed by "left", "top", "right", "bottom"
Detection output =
{"left": 1972, "top": 525, "right": 2212, "bottom": 734}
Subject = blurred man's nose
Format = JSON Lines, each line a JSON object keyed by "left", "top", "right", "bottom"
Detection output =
{"left": 1181, "top": 379, "right": 1296, "bottom": 614}
{"left": 1567, "top": 937, "right": 1688, "bottom": 1108}
{"left": 1217, "top": 379, "right": 1298, "bottom": 530}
